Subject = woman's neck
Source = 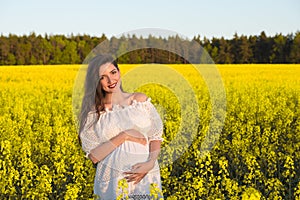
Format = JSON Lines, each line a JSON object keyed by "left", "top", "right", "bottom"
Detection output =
{"left": 103, "top": 89, "right": 132, "bottom": 107}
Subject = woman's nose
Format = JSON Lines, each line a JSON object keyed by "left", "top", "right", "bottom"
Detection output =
{"left": 106, "top": 76, "right": 111, "bottom": 83}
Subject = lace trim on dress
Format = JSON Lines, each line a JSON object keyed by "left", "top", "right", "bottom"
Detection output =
{"left": 103, "top": 98, "right": 152, "bottom": 113}
{"left": 121, "top": 194, "right": 152, "bottom": 200}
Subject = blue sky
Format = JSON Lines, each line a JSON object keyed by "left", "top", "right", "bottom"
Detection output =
{"left": 0, "top": 0, "right": 299, "bottom": 39}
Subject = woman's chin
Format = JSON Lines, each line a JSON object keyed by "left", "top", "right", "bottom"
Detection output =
{"left": 104, "top": 87, "right": 119, "bottom": 93}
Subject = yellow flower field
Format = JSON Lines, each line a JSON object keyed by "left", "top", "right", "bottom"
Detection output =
{"left": 0, "top": 64, "right": 300, "bottom": 199}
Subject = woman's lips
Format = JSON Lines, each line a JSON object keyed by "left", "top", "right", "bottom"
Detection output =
{"left": 108, "top": 83, "right": 117, "bottom": 89}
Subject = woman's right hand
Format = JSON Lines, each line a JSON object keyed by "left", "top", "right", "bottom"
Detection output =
{"left": 122, "top": 129, "right": 147, "bottom": 146}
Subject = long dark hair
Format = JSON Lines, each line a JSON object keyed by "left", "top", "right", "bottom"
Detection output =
{"left": 79, "top": 54, "right": 119, "bottom": 134}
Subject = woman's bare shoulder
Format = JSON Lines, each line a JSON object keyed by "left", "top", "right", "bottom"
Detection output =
{"left": 132, "top": 92, "right": 148, "bottom": 102}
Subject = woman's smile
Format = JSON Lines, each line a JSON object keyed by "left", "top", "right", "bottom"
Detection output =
{"left": 108, "top": 82, "right": 117, "bottom": 89}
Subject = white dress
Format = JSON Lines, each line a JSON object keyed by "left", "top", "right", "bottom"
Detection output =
{"left": 80, "top": 98, "right": 164, "bottom": 200}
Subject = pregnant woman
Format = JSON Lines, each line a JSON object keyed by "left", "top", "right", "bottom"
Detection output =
{"left": 78, "top": 54, "right": 163, "bottom": 199}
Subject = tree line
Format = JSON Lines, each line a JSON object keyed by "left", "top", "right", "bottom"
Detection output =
{"left": 0, "top": 31, "right": 299, "bottom": 65}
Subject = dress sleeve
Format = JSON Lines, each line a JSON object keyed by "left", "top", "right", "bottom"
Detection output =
{"left": 144, "top": 98, "right": 164, "bottom": 142}
{"left": 79, "top": 111, "right": 101, "bottom": 158}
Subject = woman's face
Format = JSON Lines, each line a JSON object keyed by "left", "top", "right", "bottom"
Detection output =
{"left": 98, "top": 62, "right": 121, "bottom": 93}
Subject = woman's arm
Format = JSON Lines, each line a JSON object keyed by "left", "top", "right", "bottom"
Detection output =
{"left": 148, "top": 140, "right": 161, "bottom": 165}
{"left": 88, "top": 129, "right": 147, "bottom": 164}
{"left": 88, "top": 131, "right": 126, "bottom": 164}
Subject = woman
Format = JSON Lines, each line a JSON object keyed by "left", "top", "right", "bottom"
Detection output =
{"left": 79, "top": 54, "right": 164, "bottom": 199}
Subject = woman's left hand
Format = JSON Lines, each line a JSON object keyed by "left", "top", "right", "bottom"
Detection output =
{"left": 124, "top": 161, "right": 155, "bottom": 184}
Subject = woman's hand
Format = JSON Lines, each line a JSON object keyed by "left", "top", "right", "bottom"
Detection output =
{"left": 123, "top": 129, "right": 147, "bottom": 146}
{"left": 123, "top": 160, "right": 155, "bottom": 184}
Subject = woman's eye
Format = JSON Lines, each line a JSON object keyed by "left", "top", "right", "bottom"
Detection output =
{"left": 111, "top": 70, "right": 117, "bottom": 74}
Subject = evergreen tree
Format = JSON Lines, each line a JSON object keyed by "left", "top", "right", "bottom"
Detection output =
{"left": 255, "top": 31, "right": 272, "bottom": 63}
{"left": 289, "top": 32, "right": 300, "bottom": 63}
{"left": 217, "top": 37, "right": 233, "bottom": 64}
{"left": 270, "top": 33, "right": 287, "bottom": 63}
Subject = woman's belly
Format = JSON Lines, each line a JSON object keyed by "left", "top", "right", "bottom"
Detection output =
{"left": 100, "top": 141, "right": 150, "bottom": 173}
